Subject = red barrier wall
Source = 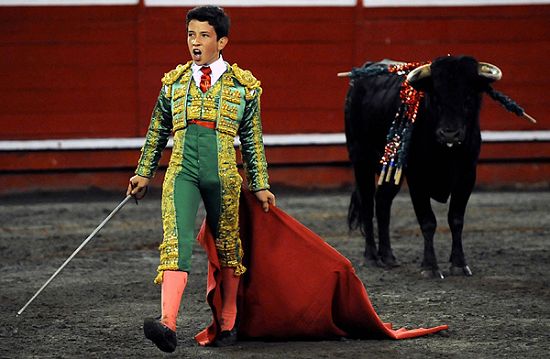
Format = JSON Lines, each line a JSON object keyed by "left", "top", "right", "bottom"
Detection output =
{"left": 0, "top": 2, "right": 549, "bottom": 192}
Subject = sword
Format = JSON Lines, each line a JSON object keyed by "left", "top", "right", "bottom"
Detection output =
{"left": 16, "top": 195, "right": 134, "bottom": 316}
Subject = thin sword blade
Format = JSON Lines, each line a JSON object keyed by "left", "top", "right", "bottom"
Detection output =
{"left": 16, "top": 195, "right": 133, "bottom": 316}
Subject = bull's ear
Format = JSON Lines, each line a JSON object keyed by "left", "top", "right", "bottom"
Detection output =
{"left": 406, "top": 64, "right": 433, "bottom": 91}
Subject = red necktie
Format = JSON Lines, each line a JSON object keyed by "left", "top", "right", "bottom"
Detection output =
{"left": 200, "top": 66, "right": 212, "bottom": 93}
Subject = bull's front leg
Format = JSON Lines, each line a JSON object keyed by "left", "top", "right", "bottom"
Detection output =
{"left": 448, "top": 189, "right": 473, "bottom": 276}
{"left": 375, "top": 184, "right": 401, "bottom": 268}
{"left": 409, "top": 187, "right": 444, "bottom": 279}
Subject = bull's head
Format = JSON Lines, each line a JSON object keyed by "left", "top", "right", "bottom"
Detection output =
{"left": 406, "top": 56, "right": 501, "bottom": 148}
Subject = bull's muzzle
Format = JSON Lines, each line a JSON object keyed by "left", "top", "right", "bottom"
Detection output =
{"left": 437, "top": 127, "right": 465, "bottom": 147}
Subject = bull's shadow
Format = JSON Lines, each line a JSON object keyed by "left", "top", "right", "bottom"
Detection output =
{"left": 343, "top": 55, "right": 534, "bottom": 279}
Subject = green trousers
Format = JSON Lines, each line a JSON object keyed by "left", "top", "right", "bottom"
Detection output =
{"left": 157, "top": 124, "right": 244, "bottom": 281}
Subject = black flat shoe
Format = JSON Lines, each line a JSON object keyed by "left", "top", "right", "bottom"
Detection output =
{"left": 212, "top": 326, "right": 238, "bottom": 347}
{"left": 143, "top": 317, "right": 177, "bottom": 353}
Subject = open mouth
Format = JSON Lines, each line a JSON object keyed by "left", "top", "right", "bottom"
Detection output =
{"left": 192, "top": 49, "right": 202, "bottom": 61}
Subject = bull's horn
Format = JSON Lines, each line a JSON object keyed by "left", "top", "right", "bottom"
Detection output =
{"left": 478, "top": 62, "right": 502, "bottom": 81}
{"left": 407, "top": 62, "right": 502, "bottom": 84}
{"left": 406, "top": 64, "right": 431, "bottom": 84}
{"left": 337, "top": 71, "right": 351, "bottom": 77}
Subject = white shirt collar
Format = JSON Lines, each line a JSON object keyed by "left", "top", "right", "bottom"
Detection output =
{"left": 191, "top": 55, "right": 227, "bottom": 87}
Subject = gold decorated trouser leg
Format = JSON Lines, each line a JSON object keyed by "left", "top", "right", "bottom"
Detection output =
{"left": 215, "top": 129, "right": 246, "bottom": 276}
{"left": 155, "top": 125, "right": 245, "bottom": 284}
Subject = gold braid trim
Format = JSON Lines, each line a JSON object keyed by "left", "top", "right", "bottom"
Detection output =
{"left": 216, "top": 132, "right": 246, "bottom": 276}
{"left": 162, "top": 62, "right": 193, "bottom": 85}
{"left": 136, "top": 105, "right": 163, "bottom": 178}
{"left": 154, "top": 263, "right": 179, "bottom": 284}
{"left": 155, "top": 130, "right": 187, "bottom": 284}
{"left": 233, "top": 263, "right": 247, "bottom": 276}
{"left": 161, "top": 61, "right": 193, "bottom": 98}
{"left": 230, "top": 63, "right": 262, "bottom": 100}
{"left": 250, "top": 95, "right": 268, "bottom": 190}
{"left": 154, "top": 237, "right": 180, "bottom": 284}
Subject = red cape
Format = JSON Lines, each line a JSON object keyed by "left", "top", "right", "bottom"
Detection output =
{"left": 195, "top": 189, "right": 448, "bottom": 345}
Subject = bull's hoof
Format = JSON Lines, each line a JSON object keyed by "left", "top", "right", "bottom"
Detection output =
{"left": 421, "top": 268, "right": 445, "bottom": 279}
{"left": 364, "top": 255, "right": 385, "bottom": 268}
{"left": 381, "top": 255, "right": 400, "bottom": 268}
{"left": 449, "top": 265, "right": 473, "bottom": 277}
{"left": 364, "top": 249, "right": 385, "bottom": 268}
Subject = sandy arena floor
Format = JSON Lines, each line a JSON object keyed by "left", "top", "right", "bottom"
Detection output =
{"left": 1, "top": 188, "right": 549, "bottom": 358}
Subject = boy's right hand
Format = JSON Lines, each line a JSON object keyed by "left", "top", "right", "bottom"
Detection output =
{"left": 127, "top": 175, "right": 150, "bottom": 199}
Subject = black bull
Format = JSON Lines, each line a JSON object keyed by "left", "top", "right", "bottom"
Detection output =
{"left": 344, "top": 55, "right": 504, "bottom": 278}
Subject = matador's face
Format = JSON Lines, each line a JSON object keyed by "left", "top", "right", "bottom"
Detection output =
{"left": 187, "top": 20, "right": 228, "bottom": 66}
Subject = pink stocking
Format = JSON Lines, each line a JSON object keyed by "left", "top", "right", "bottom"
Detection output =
{"left": 220, "top": 267, "right": 240, "bottom": 331}
{"left": 160, "top": 270, "right": 188, "bottom": 331}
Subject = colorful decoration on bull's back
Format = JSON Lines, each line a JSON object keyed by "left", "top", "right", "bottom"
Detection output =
{"left": 378, "top": 62, "right": 427, "bottom": 186}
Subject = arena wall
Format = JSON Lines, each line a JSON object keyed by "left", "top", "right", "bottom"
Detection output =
{"left": 0, "top": 0, "right": 549, "bottom": 193}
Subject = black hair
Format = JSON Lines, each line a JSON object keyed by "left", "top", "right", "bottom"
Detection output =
{"left": 186, "top": 6, "right": 230, "bottom": 39}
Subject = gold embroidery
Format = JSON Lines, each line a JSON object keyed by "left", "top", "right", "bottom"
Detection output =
{"left": 173, "top": 87, "right": 186, "bottom": 100}
{"left": 155, "top": 129, "right": 186, "bottom": 284}
{"left": 186, "top": 81, "right": 222, "bottom": 121}
{"left": 230, "top": 63, "right": 262, "bottom": 100}
{"left": 220, "top": 102, "right": 239, "bottom": 120}
{"left": 222, "top": 76, "right": 235, "bottom": 87}
{"left": 216, "top": 132, "right": 246, "bottom": 275}
{"left": 231, "top": 64, "right": 260, "bottom": 89}
{"left": 173, "top": 101, "right": 185, "bottom": 115}
{"left": 161, "top": 62, "right": 191, "bottom": 98}
{"left": 222, "top": 87, "right": 242, "bottom": 105}
{"left": 240, "top": 95, "right": 269, "bottom": 191}
{"left": 217, "top": 116, "right": 239, "bottom": 135}
{"left": 252, "top": 106, "right": 267, "bottom": 189}
{"left": 179, "top": 70, "right": 192, "bottom": 85}
{"left": 136, "top": 105, "right": 164, "bottom": 178}
{"left": 162, "top": 62, "right": 192, "bottom": 86}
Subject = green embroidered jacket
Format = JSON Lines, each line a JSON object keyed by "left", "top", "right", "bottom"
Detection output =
{"left": 135, "top": 61, "right": 270, "bottom": 192}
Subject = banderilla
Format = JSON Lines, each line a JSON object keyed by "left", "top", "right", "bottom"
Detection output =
{"left": 16, "top": 195, "right": 134, "bottom": 316}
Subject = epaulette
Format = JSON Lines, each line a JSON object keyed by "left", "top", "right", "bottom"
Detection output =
{"left": 161, "top": 61, "right": 192, "bottom": 85}
{"left": 230, "top": 63, "right": 262, "bottom": 99}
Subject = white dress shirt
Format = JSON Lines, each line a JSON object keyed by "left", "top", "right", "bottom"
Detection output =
{"left": 191, "top": 55, "right": 227, "bottom": 89}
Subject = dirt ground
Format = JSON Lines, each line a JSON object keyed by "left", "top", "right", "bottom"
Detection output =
{"left": 0, "top": 186, "right": 549, "bottom": 358}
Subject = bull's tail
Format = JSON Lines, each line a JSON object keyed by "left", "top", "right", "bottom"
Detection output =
{"left": 347, "top": 186, "right": 365, "bottom": 235}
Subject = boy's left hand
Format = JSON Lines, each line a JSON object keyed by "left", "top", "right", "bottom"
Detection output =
{"left": 254, "top": 190, "right": 276, "bottom": 212}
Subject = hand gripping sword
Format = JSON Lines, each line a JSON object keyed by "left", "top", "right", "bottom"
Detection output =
{"left": 16, "top": 195, "right": 134, "bottom": 316}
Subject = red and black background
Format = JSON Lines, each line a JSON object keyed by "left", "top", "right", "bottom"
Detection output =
{"left": 0, "top": 1, "right": 548, "bottom": 193}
